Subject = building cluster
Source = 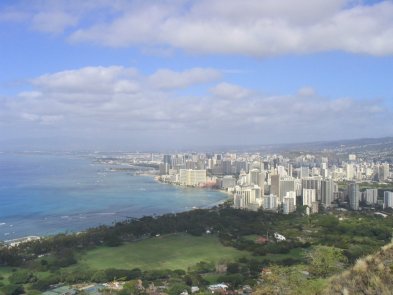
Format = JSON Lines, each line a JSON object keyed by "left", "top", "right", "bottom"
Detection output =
{"left": 157, "top": 152, "right": 392, "bottom": 214}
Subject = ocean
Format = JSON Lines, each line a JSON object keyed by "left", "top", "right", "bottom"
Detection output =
{"left": 0, "top": 152, "right": 228, "bottom": 240}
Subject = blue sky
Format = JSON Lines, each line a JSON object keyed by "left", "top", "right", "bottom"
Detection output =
{"left": 1, "top": 0, "right": 393, "bottom": 151}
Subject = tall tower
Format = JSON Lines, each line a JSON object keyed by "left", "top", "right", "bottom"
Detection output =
{"left": 348, "top": 182, "right": 360, "bottom": 210}
{"left": 384, "top": 191, "right": 393, "bottom": 209}
{"left": 270, "top": 174, "right": 280, "bottom": 200}
{"left": 321, "top": 179, "right": 334, "bottom": 207}
{"left": 300, "top": 166, "right": 310, "bottom": 179}
{"left": 302, "top": 188, "right": 316, "bottom": 207}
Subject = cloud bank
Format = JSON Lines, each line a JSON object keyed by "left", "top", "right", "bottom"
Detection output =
{"left": 1, "top": 66, "right": 391, "bottom": 149}
{"left": 1, "top": 0, "right": 393, "bottom": 56}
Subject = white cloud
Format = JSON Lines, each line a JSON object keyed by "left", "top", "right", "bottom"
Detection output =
{"left": 148, "top": 68, "right": 221, "bottom": 90}
{"left": 3, "top": 0, "right": 393, "bottom": 56}
{"left": 298, "top": 87, "right": 316, "bottom": 97}
{"left": 2, "top": 65, "right": 391, "bottom": 148}
{"left": 210, "top": 82, "right": 252, "bottom": 100}
{"left": 32, "top": 11, "right": 78, "bottom": 33}
{"left": 31, "top": 66, "right": 139, "bottom": 101}
{"left": 64, "top": 0, "right": 393, "bottom": 56}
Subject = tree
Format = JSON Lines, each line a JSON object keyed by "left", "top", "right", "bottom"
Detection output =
{"left": 8, "top": 270, "right": 36, "bottom": 285}
{"left": 306, "top": 245, "right": 347, "bottom": 277}
{"left": 227, "top": 262, "right": 240, "bottom": 274}
{"left": 1, "top": 284, "right": 24, "bottom": 295}
{"left": 167, "top": 283, "right": 190, "bottom": 295}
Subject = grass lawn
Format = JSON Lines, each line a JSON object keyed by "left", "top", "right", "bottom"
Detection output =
{"left": 76, "top": 233, "right": 252, "bottom": 271}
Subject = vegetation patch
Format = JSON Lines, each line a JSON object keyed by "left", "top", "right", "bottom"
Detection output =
{"left": 76, "top": 233, "right": 251, "bottom": 271}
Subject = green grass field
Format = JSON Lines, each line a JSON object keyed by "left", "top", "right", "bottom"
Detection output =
{"left": 76, "top": 234, "right": 252, "bottom": 271}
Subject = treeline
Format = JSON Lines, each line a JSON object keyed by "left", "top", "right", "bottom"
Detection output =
{"left": 2, "top": 207, "right": 393, "bottom": 267}
{"left": 0, "top": 207, "right": 302, "bottom": 267}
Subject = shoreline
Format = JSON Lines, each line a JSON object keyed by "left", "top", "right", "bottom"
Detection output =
{"left": 0, "top": 201, "right": 231, "bottom": 244}
{"left": 0, "top": 187, "right": 232, "bottom": 243}
{"left": 154, "top": 175, "right": 234, "bottom": 195}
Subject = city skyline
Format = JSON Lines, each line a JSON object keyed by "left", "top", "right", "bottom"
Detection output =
{"left": 1, "top": 0, "right": 393, "bottom": 150}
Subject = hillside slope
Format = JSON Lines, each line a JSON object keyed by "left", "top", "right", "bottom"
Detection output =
{"left": 324, "top": 242, "right": 393, "bottom": 295}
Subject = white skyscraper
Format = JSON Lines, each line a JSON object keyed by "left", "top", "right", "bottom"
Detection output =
{"left": 179, "top": 169, "right": 207, "bottom": 186}
{"left": 302, "top": 177, "right": 322, "bottom": 201}
{"left": 248, "top": 169, "right": 260, "bottom": 185}
{"left": 283, "top": 194, "right": 296, "bottom": 214}
{"left": 303, "top": 188, "right": 316, "bottom": 207}
{"left": 234, "top": 185, "right": 261, "bottom": 210}
{"left": 299, "top": 166, "right": 310, "bottom": 179}
{"left": 346, "top": 164, "right": 354, "bottom": 180}
{"left": 279, "top": 177, "right": 295, "bottom": 203}
{"left": 364, "top": 189, "right": 378, "bottom": 205}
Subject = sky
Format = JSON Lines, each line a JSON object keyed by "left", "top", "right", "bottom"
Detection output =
{"left": 1, "top": 0, "right": 393, "bottom": 151}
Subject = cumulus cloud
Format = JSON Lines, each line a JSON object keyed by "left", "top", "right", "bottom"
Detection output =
{"left": 31, "top": 11, "right": 78, "bottom": 33}
{"left": 210, "top": 82, "right": 252, "bottom": 100}
{"left": 148, "top": 68, "right": 221, "bottom": 90}
{"left": 31, "top": 66, "right": 139, "bottom": 103}
{"left": 2, "top": 0, "right": 393, "bottom": 56}
{"left": 1, "top": 65, "right": 392, "bottom": 148}
{"left": 64, "top": 0, "right": 393, "bottom": 56}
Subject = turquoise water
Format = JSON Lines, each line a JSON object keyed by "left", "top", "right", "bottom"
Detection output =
{"left": 0, "top": 152, "right": 228, "bottom": 240}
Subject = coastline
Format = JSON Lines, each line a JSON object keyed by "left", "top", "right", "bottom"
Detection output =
{"left": 0, "top": 175, "right": 232, "bottom": 243}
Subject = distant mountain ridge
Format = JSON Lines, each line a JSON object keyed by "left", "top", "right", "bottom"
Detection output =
{"left": 188, "top": 136, "right": 393, "bottom": 154}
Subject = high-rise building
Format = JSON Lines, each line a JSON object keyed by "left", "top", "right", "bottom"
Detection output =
{"left": 220, "top": 175, "right": 237, "bottom": 189}
{"left": 279, "top": 177, "right": 295, "bottom": 202}
{"left": 321, "top": 179, "right": 334, "bottom": 207}
{"left": 378, "top": 163, "right": 390, "bottom": 181}
{"left": 234, "top": 185, "right": 261, "bottom": 210}
{"left": 248, "top": 169, "right": 260, "bottom": 186}
{"left": 258, "top": 171, "right": 266, "bottom": 194}
{"left": 159, "top": 163, "right": 170, "bottom": 175}
{"left": 364, "top": 189, "right": 378, "bottom": 205}
{"left": 303, "top": 188, "right": 316, "bottom": 207}
{"left": 163, "top": 154, "right": 172, "bottom": 167}
{"left": 299, "top": 166, "right": 310, "bottom": 178}
{"left": 283, "top": 194, "right": 296, "bottom": 214}
{"left": 384, "top": 191, "right": 393, "bottom": 209}
{"left": 348, "top": 182, "right": 360, "bottom": 210}
{"left": 321, "top": 168, "right": 329, "bottom": 178}
{"left": 270, "top": 174, "right": 280, "bottom": 200}
{"left": 284, "top": 191, "right": 297, "bottom": 206}
{"left": 222, "top": 160, "right": 232, "bottom": 175}
{"left": 235, "top": 161, "right": 249, "bottom": 174}
{"left": 179, "top": 169, "right": 207, "bottom": 186}
{"left": 302, "top": 177, "right": 322, "bottom": 201}
{"left": 288, "top": 164, "right": 293, "bottom": 177}
{"left": 311, "top": 201, "right": 319, "bottom": 214}
{"left": 346, "top": 164, "right": 354, "bottom": 180}
{"left": 277, "top": 165, "right": 287, "bottom": 176}
{"left": 264, "top": 194, "right": 277, "bottom": 210}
